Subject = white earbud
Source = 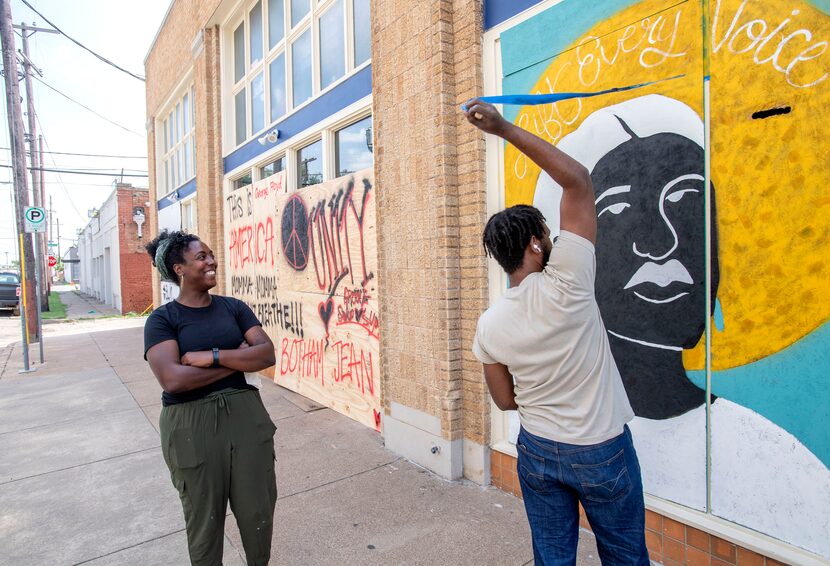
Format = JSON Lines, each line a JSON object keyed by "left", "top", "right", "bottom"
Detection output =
{"left": 533, "top": 244, "right": 541, "bottom": 252}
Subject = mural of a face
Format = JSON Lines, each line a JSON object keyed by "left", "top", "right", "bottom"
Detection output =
{"left": 533, "top": 95, "right": 719, "bottom": 419}
{"left": 591, "top": 118, "right": 719, "bottom": 350}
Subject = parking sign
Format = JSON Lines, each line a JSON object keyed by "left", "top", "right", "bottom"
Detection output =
{"left": 24, "top": 207, "right": 46, "bottom": 233}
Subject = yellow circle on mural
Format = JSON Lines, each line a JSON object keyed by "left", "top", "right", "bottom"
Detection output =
{"left": 504, "top": 0, "right": 829, "bottom": 371}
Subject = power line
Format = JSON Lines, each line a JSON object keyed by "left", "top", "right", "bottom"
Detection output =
{"left": 19, "top": 0, "right": 146, "bottom": 82}
{"left": 35, "top": 114, "right": 87, "bottom": 222}
{"left": 0, "top": 180, "right": 121, "bottom": 187}
{"left": 0, "top": 146, "right": 146, "bottom": 159}
{"left": 0, "top": 164, "right": 147, "bottom": 177}
{"left": 32, "top": 75, "right": 144, "bottom": 137}
{"left": 0, "top": 163, "right": 147, "bottom": 173}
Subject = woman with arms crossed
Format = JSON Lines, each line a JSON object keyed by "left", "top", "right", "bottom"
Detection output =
{"left": 144, "top": 230, "right": 277, "bottom": 566}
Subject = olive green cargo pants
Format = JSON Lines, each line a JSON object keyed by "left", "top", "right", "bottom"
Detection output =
{"left": 160, "top": 388, "right": 277, "bottom": 566}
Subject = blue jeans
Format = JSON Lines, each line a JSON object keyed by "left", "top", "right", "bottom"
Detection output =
{"left": 516, "top": 425, "right": 649, "bottom": 565}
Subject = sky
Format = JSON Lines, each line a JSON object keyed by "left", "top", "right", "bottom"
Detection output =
{"left": 0, "top": 0, "right": 171, "bottom": 266}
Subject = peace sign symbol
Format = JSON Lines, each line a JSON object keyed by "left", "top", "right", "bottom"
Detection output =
{"left": 281, "top": 194, "right": 309, "bottom": 271}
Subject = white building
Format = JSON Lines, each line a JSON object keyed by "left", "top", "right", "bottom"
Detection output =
{"left": 77, "top": 183, "right": 152, "bottom": 314}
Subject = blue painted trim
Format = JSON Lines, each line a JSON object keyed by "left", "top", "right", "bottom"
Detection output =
{"left": 224, "top": 64, "right": 372, "bottom": 173}
{"left": 484, "top": 0, "right": 543, "bottom": 30}
{"left": 157, "top": 178, "right": 197, "bottom": 211}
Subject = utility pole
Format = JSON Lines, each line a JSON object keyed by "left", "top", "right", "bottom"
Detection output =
{"left": 1, "top": 0, "right": 38, "bottom": 346}
{"left": 48, "top": 193, "right": 52, "bottom": 252}
{"left": 39, "top": 134, "right": 48, "bottom": 293}
{"left": 18, "top": 21, "right": 57, "bottom": 311}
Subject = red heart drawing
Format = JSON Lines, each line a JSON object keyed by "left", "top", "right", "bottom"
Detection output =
{"left": 318, "top": 298, "right": 334, "bottom": 333}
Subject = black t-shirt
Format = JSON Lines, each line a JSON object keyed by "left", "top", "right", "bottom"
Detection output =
{"left": 144, "top": 295, "right": 261, "bottom": 406}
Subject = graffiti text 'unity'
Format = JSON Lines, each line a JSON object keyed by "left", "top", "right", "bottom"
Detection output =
{"left": 308, "top": 179, "right": 374, "bottom": 294}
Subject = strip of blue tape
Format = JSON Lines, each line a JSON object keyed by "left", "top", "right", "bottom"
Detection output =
{"left": 460, "top": 74, "right": 685, "bottom": 111}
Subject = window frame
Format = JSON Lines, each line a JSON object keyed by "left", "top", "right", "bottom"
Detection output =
{"left": 222, "top": 0, "right": 370, "bottom": 152}
{"left": 224, "top": 103, "right": 371, "bottom": 197}
{"left": 156, "top": 81, "right": 196, "bottom": 196}
{"left": 180, "top": 195, "right": 198, "bottom": 234}
{"left": 333, "top": 113, "right": 372, "bottom": 178}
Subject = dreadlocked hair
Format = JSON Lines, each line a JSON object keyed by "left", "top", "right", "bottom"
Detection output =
{"left": 145, "top": 230, "right": 200, "bottom": 285}
{"left": 482, "top": 205, "right": 547, "bottom": 274}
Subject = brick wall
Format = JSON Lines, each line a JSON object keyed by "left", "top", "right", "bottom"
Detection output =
{"left": 374, "top": 0, "right": 489, "bottom": 448}
{"left": 116, "top": 186, "right": 152, "bottom": 314}
{"left": 491, "top": 452, "right": 791, "bottom": 565}
{"left": 452, "top": 1, "right": 490, "bottom": 447}
{"left": 145, "top": 0, "right": 225, "bottom": 304}
{"left": 193, "top": 26, "right": 226, "bottom": 296}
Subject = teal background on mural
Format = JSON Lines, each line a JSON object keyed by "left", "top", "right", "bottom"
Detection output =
{"left": 686, "top": 321, "right": 830, "bottom": 468}
{"left": 500, "top": 0, "right": 641, "bottom": 123}
{"left": 812, "top": 0, "right": 830, "bottom": 14}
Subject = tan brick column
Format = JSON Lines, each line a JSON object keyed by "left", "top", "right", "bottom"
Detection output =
{"left": 193, "top": 26, "right": 226, "bottom": 295}
{"left": 146, "top": 120, "right": 161, "bottom": 308}
{"left": 374, "top": 0, "right": 490, "bottom": 482}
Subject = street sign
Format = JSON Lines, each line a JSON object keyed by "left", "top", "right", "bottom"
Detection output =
{"left": 47, "top": 255, "right": 57, "bottom": 268}
{"left": 47, "top": 242, "right": 58, "bottom": 247}
{"left": 24, "top": 207, "right": 47, "bottom": 233}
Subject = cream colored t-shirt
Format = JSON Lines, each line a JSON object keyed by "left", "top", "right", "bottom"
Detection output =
{"left": 473, "top": 231, "right": 634, "bottom": 445}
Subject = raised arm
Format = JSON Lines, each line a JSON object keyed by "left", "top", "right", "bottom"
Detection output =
{"left": 463, "top": 99, "right": 596, "bottom": 243}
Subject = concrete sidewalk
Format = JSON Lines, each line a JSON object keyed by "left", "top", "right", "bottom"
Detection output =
{"left": 49, "top": 284, "right": 121, "bottom": 320}
{"left": 0, "top": 319, "right": 600, "bottom": 565}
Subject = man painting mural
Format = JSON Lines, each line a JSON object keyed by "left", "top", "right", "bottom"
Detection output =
{"left": 465, "top": 99, "right": 649, "bottom": 565}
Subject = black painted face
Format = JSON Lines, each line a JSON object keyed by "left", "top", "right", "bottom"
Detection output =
{"left": 591, "top": 127, "right": 718, "bottom": 349}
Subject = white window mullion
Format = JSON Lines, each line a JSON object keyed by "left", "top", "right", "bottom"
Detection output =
{"left": 263, "top": 44, "right": 272, "bottom": 131}
{"left": 322, "top": 128, "right": 335, "bottom": 181}
{"left": 344, "top": 0, "right": 354, "bottom": 72}
{"left": 287, "top": 146, "right": 298, "bottom": 192}
{"left": 311, "top": 12, "right": 320, "bottom": 96}
{"left": 286, "top": 36, "right": 295, "bottom": 109}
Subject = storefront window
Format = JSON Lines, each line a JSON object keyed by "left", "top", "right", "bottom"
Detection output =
{"left": 335, "top": 115, "right": 372, "bottom": 177}
{"left": 234, "top": 23, "right": 245, "bottom": 83}
{"left": 353, "top": 0, "right": 370, "bottom": 66}
{"left": 291, "top": 29, "right": 312, "bottom": 106}
{"left": 291, "top": 0, "right": 309, "bottom": 27}
{"left": 260, "top": 156, "right": 285, "bottom": 178}
{"left": 298, "top": 139, "right": 323, "bottom": 187}
{"left": 251, "top": 73, "right": 265, "bottom": 134}
{"left": 235, "top": 91, "right": 246, "bottom": 145}
{"left": 249, "top": 1, "right": 263, "bottom": 64}
{"left": 319, "top": 0, "right": 345, "bottom": 90}
{"left": 268, "top": 0, "right": 284, "bottom": 48}
{"left": 269, "top": 53, "right": 286, "bottom": 122}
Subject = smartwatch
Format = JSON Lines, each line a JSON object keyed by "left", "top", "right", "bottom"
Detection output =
{"left": 211, "top": 347, "right": 220, "bottom": 368}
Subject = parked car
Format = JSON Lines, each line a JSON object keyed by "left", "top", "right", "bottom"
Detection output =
{"left": 0, "top": 271, "right": 21, "bottom": 315}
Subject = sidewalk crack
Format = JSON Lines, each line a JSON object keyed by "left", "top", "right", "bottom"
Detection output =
{"left": 0, "top": 446, "right": 159, "bottom": 486}
{"left": 70, "top": 528, "right": 187, "bottom": 565}
{"left": 277, "top": 457, "right": 403, "bottom": 500}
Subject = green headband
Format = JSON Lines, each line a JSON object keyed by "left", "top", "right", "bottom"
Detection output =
{"left": 154, "top": 238, "right": 176, "bottom": 282}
